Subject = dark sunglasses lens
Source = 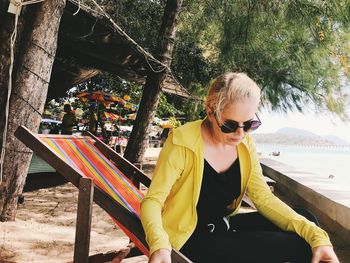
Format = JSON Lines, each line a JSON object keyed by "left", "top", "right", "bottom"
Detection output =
{"left": 243, "top": 122, "right": 253, "bottom": 132}
{"left": 221, "top": 121, "right": 238, "bottom": 133}
{"left": 247, "top": 120, "right": 261, "bottom": 131}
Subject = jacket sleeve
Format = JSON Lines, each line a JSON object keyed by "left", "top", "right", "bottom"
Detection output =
{"left": 245, "top": 135, "right": 331, "bottom": 248}
{"left": 140, "top": 132, "right": 185, "bottom": 255}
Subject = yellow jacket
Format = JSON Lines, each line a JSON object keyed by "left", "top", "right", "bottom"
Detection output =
{"left": 140, "top": 120, "right": 331, "bottom": 255}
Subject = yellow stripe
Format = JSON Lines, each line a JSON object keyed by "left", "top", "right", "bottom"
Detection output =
{"left": 81, "top": 140, "right": 142, "bottom": 201}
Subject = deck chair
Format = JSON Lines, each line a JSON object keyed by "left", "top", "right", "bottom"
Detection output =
{"left": 15, "top": 126, "right": 191, "bottom": 263}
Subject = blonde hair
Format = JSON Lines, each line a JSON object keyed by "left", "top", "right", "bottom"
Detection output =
{"left": 205, "top": 72, "right": 261, "bottom": 120}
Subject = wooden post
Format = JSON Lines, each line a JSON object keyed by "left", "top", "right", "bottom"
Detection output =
{"left": 74, "top": 177, "right": 94, "bottom": 263}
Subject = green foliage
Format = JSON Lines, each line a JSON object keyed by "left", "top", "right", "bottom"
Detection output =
{"left": 171, "top": 40, "right": 218, "bottom": 120}
{"left": 89, "top": 0, "right": 165, "bottom": 52}
{"left": 79, "top": 0, "right": 350, "bottom": 120}
{"left": 168, "top": 116, "right": 182, "bottom": 128}
{"left": 156, "top": 93, "right": 184, "bottom": 118}
{"left": 172, "top": 40, "right": 219, "bottom": 87}
{"left": 179, "top": 0, "right": 350, "bottom": 118}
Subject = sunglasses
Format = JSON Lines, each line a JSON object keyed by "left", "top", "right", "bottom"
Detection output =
{"left": 214, "top": 113, "right": 261, "bottom": 133}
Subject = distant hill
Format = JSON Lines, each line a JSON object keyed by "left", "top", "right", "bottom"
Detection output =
{"left": 252, "top": 127, "right": 349, "bottom": 145}
{"left": 323, "top": 135, "right": 350, "bottom": 145}
{"left": 276, "top": 127, "right": 318, "bottom": 137}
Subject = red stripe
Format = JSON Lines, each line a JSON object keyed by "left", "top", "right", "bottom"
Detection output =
{"left": 112, "top": 218, "right": 150, "bottom": 257}
{"left": 47, "top": 138, "right": 148, "bottom": 254}
{"left": 73, "top": 139, "right": 142, "bottom": 214}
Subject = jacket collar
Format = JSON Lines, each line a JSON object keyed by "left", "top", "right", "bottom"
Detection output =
{"left": 171, "top": 119, "right": 249, "bottom": 152}
{"left": 172, "top": 119, "right": 203, "bottom": 152}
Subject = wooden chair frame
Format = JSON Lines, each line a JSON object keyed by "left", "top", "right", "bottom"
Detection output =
{"left": 15, "top": 126, "right": 191, "bottom": 263}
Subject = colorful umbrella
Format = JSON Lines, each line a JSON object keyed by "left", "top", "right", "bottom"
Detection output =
{"left": 103, "top": 112, "right": 123, "bottom": 121}
{"left": 126, "top": 113, "right": 137, "bottom": 120}
{"left": 76, "top": 90, "right": 125, "bottom": 105}
{"left": 160, "top": 120, "right": 173, "bottom": 129}
{"left": 153, "top": 117, "right": 174, "bottom": 128}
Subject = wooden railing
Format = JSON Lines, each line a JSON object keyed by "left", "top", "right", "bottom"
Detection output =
{"left": 260, "top": 158, "right": 350, "bottom": 246}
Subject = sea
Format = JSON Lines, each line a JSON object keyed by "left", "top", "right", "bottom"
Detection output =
{"left": 256, "top": 143, "right": 350, "bottom": 187}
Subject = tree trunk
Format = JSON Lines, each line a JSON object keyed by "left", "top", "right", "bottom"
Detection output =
{"left": 124, "top": 0, "right": 183, "bottom": 164}
{"left": 0, "top": 0, "right": 66, "bottom": 221}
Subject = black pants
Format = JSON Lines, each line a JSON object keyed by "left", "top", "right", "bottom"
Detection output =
{"left": 180, "top": 209, "right": 317, "bottom": 263}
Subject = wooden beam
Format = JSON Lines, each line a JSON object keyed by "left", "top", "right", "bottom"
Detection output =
{"left": 88, "top": 243, "right": 135, "bottom": 263}
{"left": 74, "top": 177, "right": 94, "bottom": 263}
{"left": 171, "top": 249, "right": 193, "bottom": 263}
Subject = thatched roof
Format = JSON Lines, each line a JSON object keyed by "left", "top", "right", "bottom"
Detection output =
{"left": 48, "top": 0, "right": 190, "bottom": 100}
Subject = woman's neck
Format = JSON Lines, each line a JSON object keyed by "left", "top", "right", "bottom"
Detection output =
{"left": 201, "top": 119, "right": 238, "bottom": 172}
{"left": 201, "top": 118, "right": 232, "bottom": 150}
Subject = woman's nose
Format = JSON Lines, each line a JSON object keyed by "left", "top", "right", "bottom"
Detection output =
{"left": 235, "top": 127, "right": 245, "bottom": 136}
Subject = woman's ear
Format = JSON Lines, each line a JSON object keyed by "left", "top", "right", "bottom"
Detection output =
{"left": 206, "top": 107, "right": 214, "bottom": 116}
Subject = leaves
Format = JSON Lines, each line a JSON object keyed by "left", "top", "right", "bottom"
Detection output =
{"left": 178, "top": 0, "right": 350, "bottom": 117}
{"left": 77, "top": 0, "right": 350, "bottom": 119}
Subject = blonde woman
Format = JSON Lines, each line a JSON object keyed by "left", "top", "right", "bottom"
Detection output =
{"left": 141, "top": 72, "right": 339, "bottom": 263}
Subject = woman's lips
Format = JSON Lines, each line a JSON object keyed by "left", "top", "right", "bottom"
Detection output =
{"left": 228, "top": 137, "right": 242, "bottom": 142}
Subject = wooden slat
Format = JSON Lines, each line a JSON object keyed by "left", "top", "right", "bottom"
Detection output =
{"left": 37, "top": 134, "right": 79, "bottom": 139}
{"left": 171, "top": 249, "right": 193, "bottom": 263}
{"left": 74, "top": 177, "right": 94, "bottom": 263}
{"left": 242, "top": 195, "right": 256, "bottom": 209}
{"left": 88, "top": 243, "right": 135, "bottom": 263}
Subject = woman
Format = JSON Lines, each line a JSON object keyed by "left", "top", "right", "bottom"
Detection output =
{"left": 140, "top": 72, "right": 339, "bottom": 263}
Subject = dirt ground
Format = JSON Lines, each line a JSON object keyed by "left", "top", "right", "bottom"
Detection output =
{"left": 0, "top": 183, "right": 148, "bottom": 263}
{"left": 1, "top": 160, "right": 349, "bottom": 262}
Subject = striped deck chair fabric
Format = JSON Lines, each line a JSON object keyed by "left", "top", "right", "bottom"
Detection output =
{"left": 41, "top": 136, "right": 149, "bottom": 256}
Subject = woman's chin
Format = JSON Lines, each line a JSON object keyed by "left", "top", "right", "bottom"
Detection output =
{"left": 225, "top": 138, "right": 242, "bottom": 145}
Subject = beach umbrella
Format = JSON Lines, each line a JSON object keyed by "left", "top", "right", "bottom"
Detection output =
{"left": 103, "top": 112, "right": 123, "bottom": 121}
{"left": 123, "top": 94, "right": 131, "bottom": 101}
{"left": 126, "top": 113, "right": 137, "bottom": 120}
{"left": 160, "top": 120, "right": 173, "bottom": 129}
{"left": 153, "top": 117, "right": 173, "bottom": 128}
{"left": 76, "top": 90, "right": 125, "bottom": 105}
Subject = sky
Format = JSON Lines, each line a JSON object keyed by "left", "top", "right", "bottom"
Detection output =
{"left": 256, "top": 108, "right": 350, "bottom": 144}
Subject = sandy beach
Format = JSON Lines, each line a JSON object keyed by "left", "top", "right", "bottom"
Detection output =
{"left": 3, "top": 181, "right": 349, "bottom": 263}
{"left": 1, "top": 150, "right": 349, "bottom": 262}
{"left": 0, "top": 183, "right": 148, "bottom": 263}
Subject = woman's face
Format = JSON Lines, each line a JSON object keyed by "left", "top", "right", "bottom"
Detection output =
{"left": 209, "top": 100, "right": 259, "bottom": 146}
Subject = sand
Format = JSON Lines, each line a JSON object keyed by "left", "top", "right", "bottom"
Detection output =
{"left": 1, "top": 151, "right": 349, "bottom": 262}
{"left": 0, "top": 183, "right": 148, "bottom": 263}
{"left": 2, "top": 181, "right": 349, "bottom": 262}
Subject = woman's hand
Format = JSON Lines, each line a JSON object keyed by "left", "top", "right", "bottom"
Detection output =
{"left": 311, "top": 245, "right": 339, "bottom": 263}
{"left": 149, "top": 248, "right": 171, "bottom": 263}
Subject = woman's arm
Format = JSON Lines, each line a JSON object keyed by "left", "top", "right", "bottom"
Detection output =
{"left": 148, "top": 248, "right": 172, "bottom": 263}
{"left": 311, "top": 246, "right": 339, "bottom": 263}
{"left": 140, "top": 133, "right": 185, "bottom": 255}
{"left": 245, "top": 135, "right": 332, "bottom": 249}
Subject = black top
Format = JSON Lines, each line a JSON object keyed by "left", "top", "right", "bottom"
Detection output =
{"left": 180, "top": 158, "right": 242, "bottom": 258}
{"left": 196, "top": 158, "right": 241, "bottom": 230}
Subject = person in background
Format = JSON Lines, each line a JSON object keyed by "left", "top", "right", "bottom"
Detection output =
{"left": 61, "top": 103, "right": 77, "bottom": 135}
{"left": 97, "top": 103, "right": 109, "bottom": 143}
{"left": 88, "top": 104, "right": 98, "bottom": 135}
{"left": 140, "top": 72, "right": 339, "bottom": 263}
